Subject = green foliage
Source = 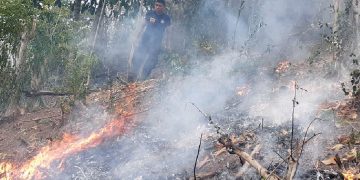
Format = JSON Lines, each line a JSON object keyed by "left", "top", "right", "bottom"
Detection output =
{"left": 0, "top": 0, "right": 104, "bottom": 113}
{"left": 28, "top": 8, "right": 74, "bottom": 78}
{"left": 342, "top": 54, "right": 360, "bottom": 98}
{"left": 0, "top": 0, "right": 35, "bottom": 112}
{"left": 27, "top": 8, "right": 97, "bottom": 99}
{"left": 0, "top": 0, "right": 34, "bottom": 61}
{"left": 64, "top": 53, "right": 97, "bottom": 99}
{"left": 161, "top": 52, "right": 189, "bottom": 75}
{"left": 0, "top": 65, "right": 17, "bottom": 110}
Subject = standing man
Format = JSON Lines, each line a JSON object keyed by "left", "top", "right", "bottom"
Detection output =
{"left": 128, "top": 0, "right": 171, "bottom": 82}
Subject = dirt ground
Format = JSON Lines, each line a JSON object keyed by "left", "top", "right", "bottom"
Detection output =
{"left": 0, "top": 62, "right": 359, "bottom": 179}
{"left": 0, "top": 108, "right": 63, "bottom": 162}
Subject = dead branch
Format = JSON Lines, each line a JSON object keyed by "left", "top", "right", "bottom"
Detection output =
{"left": 22, "top": 90, "right": 73, "bottom": 97}
{"left": 24, "top": 115, "right": 61, "bottom": 122}
{"left": 299, "top": 118, "right": 322, "bottom": 158}
{"left": 197, "top": 156, "right": 210, "bottom": 169}
{"left": 214, "top": 147, "right": 227, "bottom": 157}
{"left": 218, "top": 136, "right": 280, "bottom": 180}
{"left": 266, "top": 157, "right": 288, "bottom": 180}
{"left": 191, "top": 103, "right": 222, "bottom": 135}
{"left": 194, "top": 133, "right": 203, "bottom": 180}
{"left": 232, "top": 146, "right": 280, "bottom": 180}
{"left": 290, "top": 82, "right": 298, "bottom": 159}
{"left": 285, "top": 147, "right": 300, "bottom": 180}
{"left": 236, "top": 144, "right": 261, "bottom": 177}
{"left": 190, "top": 171, "right": 218, "bottom": 180}
{"left": 285, "top": 118, "right": 322, "bottom": 180}
{"left": 273, "top": 150, "right": 287, "bottom": 163}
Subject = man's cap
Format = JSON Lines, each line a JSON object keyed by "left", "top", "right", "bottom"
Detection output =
{"left": 156, "top": 0, "right": 166, "bottom": 6}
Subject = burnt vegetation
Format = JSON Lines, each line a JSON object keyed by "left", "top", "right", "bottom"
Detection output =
{"left": 0, "top": 0, "right": 360, "bottom": 179}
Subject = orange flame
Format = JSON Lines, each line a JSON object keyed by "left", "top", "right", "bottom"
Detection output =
{"left": 0, "top": 83, "right": 139, "bottom": 180}
{"left": 0, "top": 162, "right": 13, "bottom": 179}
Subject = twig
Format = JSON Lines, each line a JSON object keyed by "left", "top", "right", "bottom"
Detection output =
{"left": 191, "top": 103, "right": 222, "bottom": 135}
{"left": 304, "top": 133, "right": 322, "bottom": 144}
{"left": 116, "top": 76, "right": 129, "bottom": 86}
{"left": 290, "top": 82, "right": 298, "bottom": 159}
{"left": 194, "top": 133, "right": 203, "bottom": 180}
{"left": 266, "top": 158, "right": 287, "bottom": 180}
{"left": 74, "top": 165, "right": 87, "bottom": 179}
{"left": 191, "top": 172, "right": 218, "bottom": 180}
{"left": 190, "top": 102, "right": 208, "bottom": 118}
{"left": 299, "top": 118, "right": 322, "bottom": 158}
{"left": 286, "top": 118, "right": 322, "bottom": 180}
{"left": 273, "top": 150, "right": 287, "bottom": 163}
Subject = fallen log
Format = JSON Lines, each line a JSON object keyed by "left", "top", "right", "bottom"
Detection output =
{"left": 22, "top": 90, "right": 73, "bottom": 97}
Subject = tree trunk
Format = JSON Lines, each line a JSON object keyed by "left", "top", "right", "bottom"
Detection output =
{"left": 93, "top": 0, "right": 105, "bottom": 32}
{"left": 6, "top": 20, "right": 37, "bottom": 117}
{"left": 332, "top": 0, "right": 341, "bottom": 71}
{"left": 86, "top": 0, "right": 106, "bottom": 87}
{"left": 352, "top": 0, "right": 360, "bottom": 50}
{"left": 73, "top": 0, "right": 81, "bottom": 21}
{"left": 16, "top": 20, "right": 37, "bottom": 74}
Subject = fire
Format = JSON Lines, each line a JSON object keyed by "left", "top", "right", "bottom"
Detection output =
{"left": 342, "top": 171, "right": 356, "bottom": 180}
{"left": 236, "top": 86, "right": 250, "bottom": 96}
{"left": 0, "top": 162, "right": 13, "bottom": 179}
{"left": 0, "top": 83, "right": 139, "bottom": 180}
{"left": 0, "top": 118, "right": 128, "bottom": 179}
{"left": 275, "top": 61, "right": 291, "bottom": 73}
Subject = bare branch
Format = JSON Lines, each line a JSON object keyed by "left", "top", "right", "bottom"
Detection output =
{"left": 218, "top": 136, "right": 280, "bottom": 180}
{"left": 194, "top": 133, "right": 203, "bottom": 180}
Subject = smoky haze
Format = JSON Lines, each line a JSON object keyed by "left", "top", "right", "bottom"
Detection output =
{"left": 60, "top": 0, "right": 343, "bottom": 179}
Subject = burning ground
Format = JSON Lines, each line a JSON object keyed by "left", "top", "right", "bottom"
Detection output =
{"left": 0, "top": 51, "right": 359, "bottom": 179}
{"left": 1, "top": 0, "right": 360, "bottom": 179}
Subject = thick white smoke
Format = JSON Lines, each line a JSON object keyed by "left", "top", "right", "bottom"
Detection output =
{"left": 61, "top": 0, "right": 345, "bottom": 178}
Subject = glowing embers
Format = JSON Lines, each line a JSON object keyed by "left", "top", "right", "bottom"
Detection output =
{"left": 275, "top": 61, "right": 291, "bottom": 74}
{"left": 342, "top": 170, "right": 360, "bottom": 180}
{"left": 0, "top": 162, "right": 13, "bottom": 179}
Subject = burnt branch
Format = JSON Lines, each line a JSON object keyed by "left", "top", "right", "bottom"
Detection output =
{"left": 193, "top": 133, "right": 203, "bottom": 180}
{"left": 299, "top": 118, "right": 322, "bottom": 158}
{"left": 191, "top": 103, "right": 223, "bottom": 135}
{"left": 285, "top": 118, "right": 322, "bottom": 180}
{"left": 290, "top": 82, "right": 298, "bottom": 159}
{"left": 218, "top": 135, "right": 280, "bottom": 180}
{"left": 236, "top": 144, "right": 261, "bottom": 177}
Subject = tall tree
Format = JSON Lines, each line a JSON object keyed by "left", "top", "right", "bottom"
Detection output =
{"left": 73, "top": 0, "right": 82, "bottom": 20}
